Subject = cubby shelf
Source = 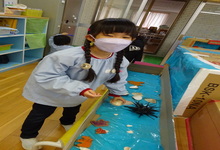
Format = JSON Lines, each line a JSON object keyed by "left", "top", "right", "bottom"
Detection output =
{"left": 0, "top": 15, "right": 49, "bottom": 72}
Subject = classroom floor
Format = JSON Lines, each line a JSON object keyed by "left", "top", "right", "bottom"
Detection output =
{"left": 143, "top": 55, "right": 164, "bottom": 65}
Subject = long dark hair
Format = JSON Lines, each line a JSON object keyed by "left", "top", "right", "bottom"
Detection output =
{"left": 54, "top": 35, "right": 71, "bottom": 45}
{"left": 83, "top": 18, "right": 137, "bottom": 83}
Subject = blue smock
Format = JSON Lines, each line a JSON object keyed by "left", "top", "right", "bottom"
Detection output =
{"left": 23, "top": 46, "right": 129, "bottom": 107}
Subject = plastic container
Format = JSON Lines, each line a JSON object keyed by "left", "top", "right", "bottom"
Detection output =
{"left": 22, "top": 8, "right": 43, "bottom": 17}
{"left": 0, "top": 44, "right": 13, "bottom": 51}
{"left": 0, "top": 27, "right": 18, "bottom": 35}
{"left": 26, "top": 18, "right": 48, "bottom": 34}
{"left": 11, "top": 9, "right": 24, "bottom": 15}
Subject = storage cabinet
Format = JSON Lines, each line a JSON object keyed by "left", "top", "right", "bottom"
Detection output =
{"left": 143, "top": 34, "right": 165, "bottom": 54}
{"left": 0, "top": 15, "right": 48, "bottom": 72}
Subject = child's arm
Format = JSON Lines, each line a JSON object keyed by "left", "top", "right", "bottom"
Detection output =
{"left": 32, "top": 53, "right": 90, "bottom": 96}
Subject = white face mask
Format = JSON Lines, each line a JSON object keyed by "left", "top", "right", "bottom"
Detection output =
{"left": 90, "top": 34, "right": 132, "bottom": 53}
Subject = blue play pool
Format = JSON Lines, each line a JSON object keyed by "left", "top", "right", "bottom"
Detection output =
{"left": 71, "top": 70, "right": 163, "bottom": 150}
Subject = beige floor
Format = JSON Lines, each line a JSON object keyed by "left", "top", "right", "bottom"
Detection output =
{"left": 0, "top": 62, "right": 104, "bottom": 150}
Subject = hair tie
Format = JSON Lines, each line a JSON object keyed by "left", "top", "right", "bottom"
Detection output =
{"left": 81, "top": 63, "right": 92, "bottom": 70}
{"left": 90, "top": 41, "right": 94, "bottom": 46}
{"left": 111, "top": 69, "right": 116, "bottom": 73}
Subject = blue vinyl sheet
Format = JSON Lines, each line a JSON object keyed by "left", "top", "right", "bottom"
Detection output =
{"left": 71, "top": 70, "right": 163, "bottom": 150}
{"left": 166, "top": 45, "right": 220, "bottom": 109}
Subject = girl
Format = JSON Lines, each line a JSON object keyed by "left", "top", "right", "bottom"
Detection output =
{"left": 20, "top": 18, "right": 137, "bottom": 150}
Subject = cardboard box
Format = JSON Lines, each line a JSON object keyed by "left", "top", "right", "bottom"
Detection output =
{"left": 174, "top": 68, "right": 220, "bottom": 117}
{"left": 181, "top": 37, "right": 220, "bottom": 50}
{"left": 190, "top": 100, "right": 220, "bottom": 150}
{"left": 174, "top": 117, "right": 193, "bottom": 150}
{"left": 167, "top": 45, "right": 220, "bottom": 117}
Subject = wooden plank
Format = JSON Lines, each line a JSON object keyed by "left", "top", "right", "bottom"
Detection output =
{"left": 160, "top": 65, "right": 176, "bottom": 150}
{"left": 61, "top": 87, "right": 108, "bottom": 150}
{"left": 128, "top": 63, "right": 163, "bottom": 75}
{"left": 174, "top": 117, "right": 191, "bottom": 150}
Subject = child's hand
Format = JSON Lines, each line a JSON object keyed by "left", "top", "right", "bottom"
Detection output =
{"left": 84, "top": 90, "right": 102, "bottom": 98}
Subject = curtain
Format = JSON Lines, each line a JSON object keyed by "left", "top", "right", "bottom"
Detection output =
{"left": 137, "top": 11, "right": 169, "bottom": 28}
{"left": 98, "top": 6, "right": 123, "bottom": 20}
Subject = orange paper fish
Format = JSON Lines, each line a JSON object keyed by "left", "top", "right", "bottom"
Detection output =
{"left": 95, "top": 128, "right": 107, "bottom": 134}
{"left": 76, "top": 136, "right": 93, "bottom": 148}
{"left": 128, "top": 81, "right": 144, "bottom": 86}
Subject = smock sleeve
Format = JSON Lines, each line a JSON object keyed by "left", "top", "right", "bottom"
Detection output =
{"left": 104, "top": 58, "right": 129, "bottom": 96}
{"left": 32, "top": 53, "right": 90, "bottom": 96}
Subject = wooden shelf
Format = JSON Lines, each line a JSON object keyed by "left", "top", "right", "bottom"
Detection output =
{"left": 0, "top": 16, "right": 48, "bottom": 72}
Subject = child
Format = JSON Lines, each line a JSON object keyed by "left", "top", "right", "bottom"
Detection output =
{"left": 48, "top": 32, "right": 72, "bottom": 54}
{"left": 124, "top": 35, "right": 145, "bottom": 63}
{"left": 20, "top": 18, "right": 137, "bottom": 150}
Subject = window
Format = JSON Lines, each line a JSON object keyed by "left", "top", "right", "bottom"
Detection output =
{"left": 137, "top": 11, "right": 169, "bottom": 28}
{"left": 98, "top": 6, "right": 123, "bottom": 19}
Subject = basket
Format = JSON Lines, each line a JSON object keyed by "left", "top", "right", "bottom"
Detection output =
{"left": 0, "top": 44, "right": 13, "bottom": 51}
{"left": 22, "top": 8, "right": 43, "bottom": 17}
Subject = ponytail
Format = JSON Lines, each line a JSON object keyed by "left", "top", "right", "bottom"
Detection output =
{"left": 108, "top": 50, "right": 124, "bottom": 83}
{"left": 83, "top": 40, "right": 96, "bottom": 82}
